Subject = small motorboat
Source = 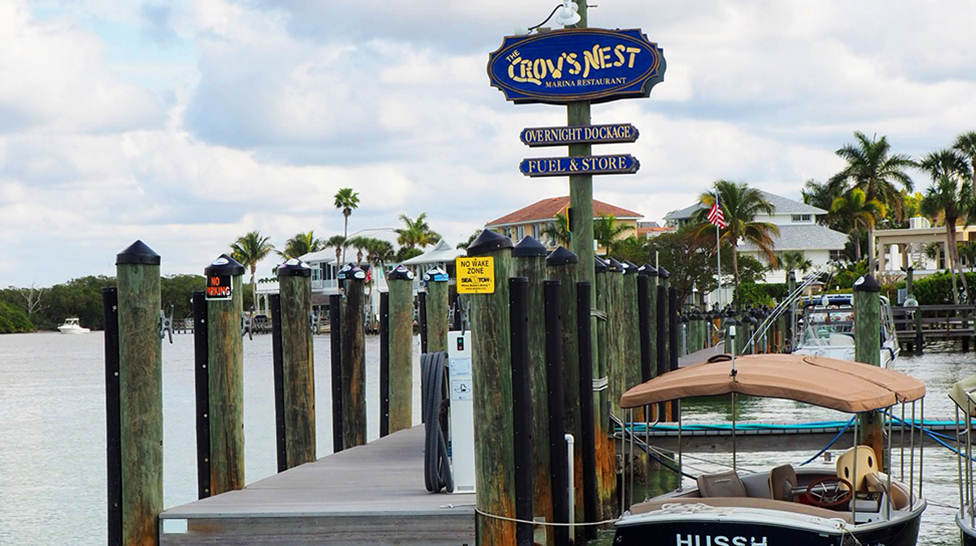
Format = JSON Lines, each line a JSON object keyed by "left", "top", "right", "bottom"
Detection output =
{"left": 792, "top": 293, "right": 900, "bottom": 368}
{"left": 58, "top": 317, "right": 90, "bottom": 334}
{"left": 613, "top": 352, "right": 927, "bottom": 546}
{"left": 949, "top": 376, "right": 976, "bottom": 545}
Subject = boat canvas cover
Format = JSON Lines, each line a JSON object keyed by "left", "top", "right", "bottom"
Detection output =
{"left": 950, "top": 375, "right": 976, "bottom": 415}
{"left": 619, "top": 353, "right": 925, "bottom": 412}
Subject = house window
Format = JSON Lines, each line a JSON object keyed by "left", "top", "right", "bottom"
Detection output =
{"left": 321, "top": 263, "right": 335, "bottom": 281}
{"left": 792, "top": 214, "right": 812, "bottom": 223}
{"left": 516, "top": 225, "right": 525, "bottom": 240}
{"left": 829, "top": 250, "right": 845, "bottom": 262}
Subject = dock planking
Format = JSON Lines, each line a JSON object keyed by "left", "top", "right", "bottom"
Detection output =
{"left": 160, "top": 425, "right": 475, "bottom": 545}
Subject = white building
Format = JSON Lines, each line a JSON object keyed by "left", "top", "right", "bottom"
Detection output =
{"left": 663, "top": 190, "right": 849, "bottom": 286}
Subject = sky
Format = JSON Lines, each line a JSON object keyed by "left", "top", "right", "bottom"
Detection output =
{"left": 2, "top": 0, "right": 976, "bottom": 287}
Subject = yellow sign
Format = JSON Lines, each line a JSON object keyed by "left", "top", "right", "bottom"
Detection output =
{"left": 456, "top": 256, "right": 495, "bottom": 294}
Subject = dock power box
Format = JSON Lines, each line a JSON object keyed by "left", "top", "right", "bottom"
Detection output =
{"left": 447, "top": 330, "right": 476, "bottom": 494}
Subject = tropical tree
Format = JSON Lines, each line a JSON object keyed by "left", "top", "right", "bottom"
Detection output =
{"left": 953, "top": 131, "right": 976, "bottom": 195}
{"left": 694, "top": 180, "right": 780, "bottom": 294}
{"left": 801, "top": 179, "right": 847, "bottom": 230}
{"left": 779, "top": 250, "right": 812, "bottom": 276}
{"left": 231, "top": 231, "right": 275, "bottom": 304}
{"left": 959, "top": 241, "right": 976, "bottom": 273}
{"left": 541, "top": 212, "right": 571, "bottom": 247}
{"left": 396, "top": 213, "right": 440, "bottom": 249}
{"left": 919, "top": 149, "right": 973, "bottom": 303}
{"left": 325, "top": 234, "right": 348, "bottom": 266}
{"left": 829, "top": 131, "right": 915, "bottom": 271}
{"left": 593, "top": 213, "right": 630, "bottom": 256}
{"left": 829, "top": 188, "right": 887, "bottom": 262}
{"left": 334, "top": 188, "right": 360, "bottom": 264}
{"left": 457, "top": 230, "right": 482, "bottom": 250}
{"left": 278, "top": 231, "right": 324, "bottom": 260}
{"left": 346, "top": 236, "right": 372, "bottom": 265}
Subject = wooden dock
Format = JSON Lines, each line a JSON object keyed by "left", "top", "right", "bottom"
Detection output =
{"left": 892, "top": 304, "right": 976, "bottom": 349}
{"left": 159, "top": 426, "right": 475, "bottom": 545}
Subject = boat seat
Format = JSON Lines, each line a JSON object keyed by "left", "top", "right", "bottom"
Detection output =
{"left": 630, "top": 496, "right": 853, "bottom": 523}
{"left": 697, "top": 470, "right": 747, "bottom": 498}
{"left": 768, "top": 464, "right": 798, "bottom": 502}
{"left": 864, "top": 473, "right": 911, "bottom": 511}
{"left": 828, "top": 332, "right": 854, "bottom": 346}
{"left": 836, "top": 445, "right": 878, "bottom": 492}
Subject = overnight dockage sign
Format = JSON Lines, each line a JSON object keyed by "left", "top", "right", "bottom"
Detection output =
{"left": 487, "top": 28, "right": 666, "bottom": 105}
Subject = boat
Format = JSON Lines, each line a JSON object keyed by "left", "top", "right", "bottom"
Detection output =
{"left": 58, "top": 317, "right": 90, "bottom": 334}
{"left": 792, "top": 293, "right": 900, "bottom": 368}
{"left": 613, "top": 352, "right": 927, "bottom": 546}
{"left": 949, "top": 376, "right": 976, "bottom": 545}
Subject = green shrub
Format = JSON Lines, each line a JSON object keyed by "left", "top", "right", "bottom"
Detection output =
{"left": 734, "top": 283, "right": 786, "bottom": 307}
{"left": 0, "top": 302, "right": 33, "bottom": 333}
{"left": 912, "top": 271, "right": 976, "bottom": 304}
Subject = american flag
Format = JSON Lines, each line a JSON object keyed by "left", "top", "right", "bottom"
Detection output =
{"left": 707, "top": 197, "right": 727, "bottom": 229}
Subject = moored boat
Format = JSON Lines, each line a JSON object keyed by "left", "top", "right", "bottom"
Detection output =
{"left": 949, "top": 376, "right": 976, "bottom": 545}
{"left": 58, "top": 317, "right": 90, "bottom": 334}
{"left": 613, "top": 353, "right": 927, "bottom": 545}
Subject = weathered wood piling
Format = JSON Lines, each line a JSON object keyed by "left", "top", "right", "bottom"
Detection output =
{"left": 205, "top": 254, "right": 245, "bottom": 495}
{"left": 277, "top": 259, "right": 316, "bottom": 468}
{"left": 854, "top": 274, "right": 884, "bottom": 471}
{"left": 340, "top": 265, "right": 367, "bottom": 449}
{"left": 388, "top": 265, "right": 415, "bottom": 434}
{"left": 593, "top": 257, "right": 617, "bottom": 519}
{"left": 115, "top": 240, "right": 163, "bottom": 545}
{"left": 467, "top": 230, "right": 517, "bottom": 546}
{"left": 425, "top": 267, "right": 450, "bottom": 354}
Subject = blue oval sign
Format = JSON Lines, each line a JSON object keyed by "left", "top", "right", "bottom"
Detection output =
{"left": 487, "top": 28, "right": 665, "bottom": 105}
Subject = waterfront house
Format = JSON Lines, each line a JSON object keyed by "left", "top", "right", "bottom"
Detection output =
{"left": 485, "top": 196, "right": 643, "bottom": 252}
{"left": 874, "top": 216, "right": 976, "bottom": 277}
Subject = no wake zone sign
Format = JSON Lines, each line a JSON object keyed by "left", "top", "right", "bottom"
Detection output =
{"left": 456, "top": 256, "right": 495, "bottom": 294}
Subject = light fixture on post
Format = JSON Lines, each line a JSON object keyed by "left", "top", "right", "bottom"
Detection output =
{"left": 515, "top": 0, "right": 581, "bottom": 35}
{"left": 553, "top": 0, "right": 581, "bottom": 27}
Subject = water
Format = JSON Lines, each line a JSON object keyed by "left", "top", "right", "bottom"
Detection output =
{"left": 0, "top": 332, "right": 422, "bottom": 545}
{"left": 0, "top": 334, "right": 971, "bottom": 545}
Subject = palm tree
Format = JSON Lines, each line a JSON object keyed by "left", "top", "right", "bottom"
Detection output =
{"left": 230, "top": 231, "right": 275, "bottom": 303}
{"left": 919, "top": 149, "right": 973, "bottom": 303}
{"left": 593, "top": 213, "right": 630, "bottom": 256}
{"left": 395, "top": 213, "right": 440, "bottom": 249}
{"left": 541, "top": 212, "right": 571, "bottom": 247}
{"left": 365, "top": 238, "right": 396, "bottom": 270}
{"left": 694, "top": 180, "right": 780, "bottom": 293}
{"left": 959, "top": 241, "right": 976, "bottom": 273}
{"left": 801, "top": 179, "right": 847, "bottom": 229}
{"left": 325, "top": 234, "right": 348, "bottom": 266}
{"left": 829, "top": 131, "right": 915, "bottom": 271}
{"left": 953, "top": 131, "right": 976, "bottom": 195}
{"left": 779, "top": 250, "right": 812, "bottom": 276}
{"left": 277, "top": 231, "right": 324, "bottom": 260}
{"left": 334, "top": 188, "right": 360, "bottom": 264}
{"left": 829, "top": 188, "right": 887, "bottom": 262}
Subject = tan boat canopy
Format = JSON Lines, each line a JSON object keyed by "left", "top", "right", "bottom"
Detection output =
{"left": 620, "top": 354, "right": 925, "bottom": 413}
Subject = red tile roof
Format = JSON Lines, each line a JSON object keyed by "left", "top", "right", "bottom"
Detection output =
{"left": 485, "top": 196, "right": 643, "bottom": 227}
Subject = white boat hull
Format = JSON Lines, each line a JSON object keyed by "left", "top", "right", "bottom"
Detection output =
{"left": 58, "top": 325, "right": 90, "bottom": 334}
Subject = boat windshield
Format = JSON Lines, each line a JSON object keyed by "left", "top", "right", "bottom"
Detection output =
{"left": 800, "top": 306, "right": 854, "bottom": 346}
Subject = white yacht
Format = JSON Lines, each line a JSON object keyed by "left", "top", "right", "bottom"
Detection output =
{"left": 792, "top": 293, "right": 900, "bottom": 368}
{"left": 58, "top": 318, "right": 90, "bottom": 334}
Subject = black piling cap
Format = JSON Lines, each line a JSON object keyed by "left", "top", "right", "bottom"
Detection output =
{"left": 607, "top": 257, "right": 623, "bottom": 272}
{"left": 205, "top": 254, "right": 244, "bottom": 276}
{"left": 389, "top": 264, "right": 415, "bottom": 281}
{"left": 547, "top": 246, "right": 579, "bottom": 266}
{"left": 657, "top": 266, "right": 670, "bottom": 279}
{"left": 342, "top": 264, "right": 367, "bottom": 281}
{"left": 640, "top": 264, "right": 658, "bottom": 277}
{"left": 747, "top": 314, "right": 758, "bottom": 324}
{"left": 595, "top": 256, "right": 608, "bottom": 273}
{"left": 853, "top": 274, "right": 882, "bottom": 293}
{"left": 467, "top": 229, "right": 513, "bottom": 256}
{"left": 116, "top": 240, "right": 160, "bottom": 266}
{"left": 423, "top": 266, "right": 447, "bottom": 282}
{"left": 278, "top": 258, "right": 312, "bottom": 277}
{"left": 512, "top": 235, "right": 547, "bottom": 257}
{"left": 680, "top": 316, "right": 688, "bottom": 323}
{"left": 622, "top": 260, "right": 638, "bottom": 275}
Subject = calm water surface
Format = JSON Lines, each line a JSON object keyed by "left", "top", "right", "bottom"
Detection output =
{"left": 0, "top": 333, "right": 971, "bottom": 545}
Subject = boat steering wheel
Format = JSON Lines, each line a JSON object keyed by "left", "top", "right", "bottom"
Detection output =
{"left": 805, "top": 477, "right": 853, "bottom": 508}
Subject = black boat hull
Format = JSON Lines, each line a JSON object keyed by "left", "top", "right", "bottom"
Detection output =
{"left": 613, "top": 514, "right": 921, "bottom": 546}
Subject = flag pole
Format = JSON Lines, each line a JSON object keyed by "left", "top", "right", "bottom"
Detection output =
{"left": 715, "top": 191, "right": 721, "bottom": 308}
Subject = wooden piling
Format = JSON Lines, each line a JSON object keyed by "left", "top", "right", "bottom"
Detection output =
{"left": 116, "top": 240, "right": 163, "bottom": 545}
{"left": 547, "top": 246, "right": 584, "bottom": 541}
{"left": 594, "top": 257, "right": 617, "bottom": 519}
{"left": 621, "top": 262, "right": 641, "bottom": 396}
{"left": 655, "top": 268, "right": 668, "bottom": 419}
{"left": 388, "top": 265, "right": 415, "bottom": 434}
{"left": 340, "top": 266, "right": 367, "bottom": 449}
{"left": 854, "top": 275, "right": 885, "bottom": 471}
{"left": 512, "top": 236, "right": 554, "bottom": 540}
{"left": 278, "top": 260, "right": 316, "bottom": 468}
{"left": 425, "top": 267, "right": 450, "bottom": 354}
{"left": 205, "top": 254, "right": 245, "bottom": 495}
{"left": 607, "top": 258, "right": 625, "bottom": 421}
{"left": 467, "top": 230, "right": 516, "bottom": 546}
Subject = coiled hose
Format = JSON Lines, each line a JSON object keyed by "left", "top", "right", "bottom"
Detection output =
{"left": 422, "top": 351, "right": 454, "bottom": 493}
